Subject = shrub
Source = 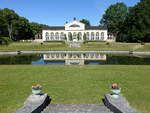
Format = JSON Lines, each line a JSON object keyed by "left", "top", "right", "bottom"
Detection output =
{"left": 0, "top": 37, "right": 13, "bottom": 45}
{"left": 106, "top": 42, "right": 110, "bottom": 45}
{"left": 141, "top": 42, "right": 145, "bottom": 45}
{"left": 83, "top": 41, "right": 87, "bottom": 44}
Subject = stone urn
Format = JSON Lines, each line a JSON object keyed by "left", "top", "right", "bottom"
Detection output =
{"left": 32, "top": 89, "right": 42, "bottom": 95}
{"left": 110, "top": 83, "right": 121, "bottom": 98}
{"left": 32, "top": 84, "right": 42, "bottom": 95}
{"left": 111, "top": 89, "right": 121, "bottom": 98}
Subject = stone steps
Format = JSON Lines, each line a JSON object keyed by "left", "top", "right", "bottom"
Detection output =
{"left": 42, "top": 104, "right": 113, "bottom": 113}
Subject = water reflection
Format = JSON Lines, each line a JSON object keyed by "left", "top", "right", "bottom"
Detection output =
{"left": 43, "top": 53, "right": 106, "bottom": 65}
{"left": 0, "top": 52, "right": 150, "bottom": 65}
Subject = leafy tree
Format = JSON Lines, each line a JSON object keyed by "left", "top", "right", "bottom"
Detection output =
{"left": 30, "top": 22, "right": 46, "bottom": 36}
{"left": 0, "top": 10, "right": 7, "bottom": 37}
{"left": 13, "top": 17, "right": 34, "bottom": 40}
{"left": 100, "top": 3, "right": 128, "bottom": 37}
{"left": 119, "top": 0, "right": 150, "bottom": 42}
{"left": 0, "top": 37, "right": 12, "bottom": 45}
{"left": 0, "top": 8, "right": 47, "bottom": 42}
{"left": 80, "top": 19, "right": 91, "bottom": 26}
{"left": 1, "top": 8, "right": 19, "bottom": 40}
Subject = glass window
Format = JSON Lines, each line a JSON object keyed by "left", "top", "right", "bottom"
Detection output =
{"left": 91, "top": 32, "right": 94, "bottom": 40}
{"left": 45, "top": 32, "right": 49, "bottom": 40}
{"left": 60, "top": 32, "right": 64, "bottom": 40}
{"left": 50, "top": 32, "right": 54, "bottom": 40}
{"left": 69, "top": 24, "right": 80, "bottom": 27}
{"left": 78, "top": 32, "right": 82, "bottom": 40}
{"left": 96, "top": 32, "right": 99, "bottom": 40}
{"left": 86, "top": 32, "right": 89, "bottom": 40}
{"left": 73, "top": 32, "right": 77, "bottom": 39}
{"left": 101, "top": 32, "right": 104, "bottom": 40}
{"left": 55, "top": 32, "right": 59, "bottom": 40}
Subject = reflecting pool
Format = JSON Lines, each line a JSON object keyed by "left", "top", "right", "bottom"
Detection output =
{"left": 0, "top": 52, "right": 150, "bottom": 65}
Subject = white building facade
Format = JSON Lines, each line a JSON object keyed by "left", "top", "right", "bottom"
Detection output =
{"left": 42, "top": 20, "right": 110, "bottom": 42}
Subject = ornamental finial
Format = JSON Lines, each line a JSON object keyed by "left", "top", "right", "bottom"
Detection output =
{"left": 73, "top": 17, "right": 76, "bottom": 20}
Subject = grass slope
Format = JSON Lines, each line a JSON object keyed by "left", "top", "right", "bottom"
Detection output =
{"left": 0, "top": 65, "right": 150, "bottom": 113}
{"left": 0, "top": 42, "right": 150, "bottom": 51}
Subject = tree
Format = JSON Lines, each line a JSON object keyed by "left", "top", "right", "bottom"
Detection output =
{"left": 100, "top": 3, "right": 128, "bottom": 37}
{"left": 1, "top": 8, "right": 19, "bottom": 40}
{"left": 0, "top": 10, "right": 7, "bottom": 37}
{"left": 119, "top": 0, "right": 150, "bottom": 42}
{"left": 80, "top": 19, "right": 91, "bottom": 26}
{"left": 0, "top": 8, "right": 47, "bottom": 42}
{"left": 13, "top": 17, "right": 34, "bottom": 40}
{"left": 30, "top": 22, "right": 46, "bottom": 36}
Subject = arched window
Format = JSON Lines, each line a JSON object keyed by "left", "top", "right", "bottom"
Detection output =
{"left": 45, "top": 32, "right": 49, "bottom": 40}
{"left": 69, "top": 24, "right": 80, "bottom": 27}
{"left": 55, "top": 32, "right": 59, "bottom": 40}
{"left": 78, "top": 32, "right": 82, "bottom": 40}
{"left": 68, "top": 32, "right": 72, "bottom": 41}
{"left": 50, "top": 32, "right": 54, "bottom": 40}
{"left": 91, "top": 32, "right": 94, "bottom": 40}
{"left": 96, "top": 32, "right": 99, "bottom": 40}
{"left": 73, "top": 32, "right": 77, "bottom": 39}
{"left": 68, "top": 32, "right": 72, "bottom": 37}
{"left": 101, "top": 32, "right": 104, "bottom": 40}
{"left": 86, "top": 32, "right": 89, "bottom": 40}
{"left": 60, "top": 32, "right": 64, "bottom": 40}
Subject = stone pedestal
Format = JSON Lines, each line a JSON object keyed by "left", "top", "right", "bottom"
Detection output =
{"left": 103, "top": 94, "right": 140, "bottom": 113}
{"left": 14, "top": 94, "right": 51, "bottom": 113}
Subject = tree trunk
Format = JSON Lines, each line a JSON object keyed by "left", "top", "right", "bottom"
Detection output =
{"left": 7, "top": 24, "right": 13, "bottom": 40}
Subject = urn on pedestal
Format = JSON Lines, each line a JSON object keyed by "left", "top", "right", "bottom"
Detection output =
{"left": 32, "top": 84, "right": 42, "bottom": 95}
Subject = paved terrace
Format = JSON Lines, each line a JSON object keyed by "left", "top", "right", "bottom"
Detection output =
{"left": 42, "top": 104, "right": 113, "bottom": 113}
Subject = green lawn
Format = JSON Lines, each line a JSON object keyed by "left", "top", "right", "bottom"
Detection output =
{"left": 0, "top": 42, "right": 150, "bottom": 51}
{"left": 0, "top": 65, "right": 150, "bottom": 113}
{"left": 136, "top": 43, "right": 150, "bottom": 51}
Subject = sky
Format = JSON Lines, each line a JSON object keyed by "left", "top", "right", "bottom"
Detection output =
{"left": 0, "top": 0, "right": 140, "bottom": 26}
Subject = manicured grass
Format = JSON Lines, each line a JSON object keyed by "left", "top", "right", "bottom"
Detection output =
{"left": 81, "top": 42, "right": 139, "bottom": 51}
{"left": 136, "top": 43, "right": 150, "bottom": 51}
{"left": 0, "top": 65, "right": 150, "bottom": 113}
{"left": 0, "top": 42, "right": 68, "bottom": 51}
{"left": 0, "top": 42, "right": 150, "bottom": 51}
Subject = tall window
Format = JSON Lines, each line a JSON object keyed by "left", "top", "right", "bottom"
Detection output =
{"left": 78, "top": 32, "right": 82, "bottom": 40}
{"left": 101, "top": 32, "right": 104, "bottom": 40}
{"left": 68, "top": 32, "right": 72, "bottom": 41}
{"left": 55, "top": 32, "right": 59, "bottom": 40}
{"left": 91, "top": 32, "right": 94, "bottom": 40}
{"left": 45, "top": 32, "right": 49, "bottom": 40}
{"left": 96, "top": 32, "right": 99, "bottom": 40}
{"left": 86, "top": 32, "right": 89, "bottom": 40}
{"left": 73, "top": 32, "right": 77, "bottom": 39}
{"left": 60, "top": 32, "right": 64, "bottom": 40}
{"left": 50, "top": 32, "right": 54, "bottom": 40}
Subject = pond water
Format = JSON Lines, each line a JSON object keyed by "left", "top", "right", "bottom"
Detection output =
{"left": 0, "top": 52, "right": 150, "bottom": 65}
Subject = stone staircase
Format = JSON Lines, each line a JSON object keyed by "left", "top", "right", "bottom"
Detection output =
{"left": 42, "top": 104, "right": 113, "bottom": 113}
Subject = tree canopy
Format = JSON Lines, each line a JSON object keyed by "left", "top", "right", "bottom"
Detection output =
{"left": 100, "top": 3, "right": 128, "bottom": 36}
{"left": 80, "top": 19, "right": 91, "bottom": 26}
{"left": 101, "top": 0, "right": 150, "bottom": 42}
{"left": 118, "top": 0, "right": 150, "bottom": 42}
{"left": 0, "top": 8, "right": 46, "bottom": 41}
